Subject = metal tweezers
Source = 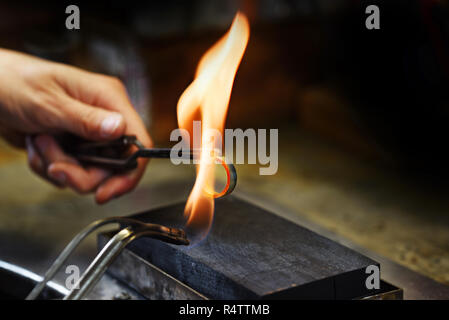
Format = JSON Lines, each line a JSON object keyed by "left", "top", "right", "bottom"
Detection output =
{"left": 26, "top": 217, "right": 189, "bottom": 300}
{"left": 59, "top": 134, "right": 237, "bottom": 197}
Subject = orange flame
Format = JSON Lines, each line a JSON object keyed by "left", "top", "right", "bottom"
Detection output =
{"left": 177, "top": 12, "right": 249, "bottom": 240}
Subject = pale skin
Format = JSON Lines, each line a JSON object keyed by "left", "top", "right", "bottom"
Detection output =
{"left": 0, "top": 48, "right": 153, "bottom": 204}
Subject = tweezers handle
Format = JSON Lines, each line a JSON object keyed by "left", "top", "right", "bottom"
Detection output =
{"left": 57, "top": 134, "right": 139, "bottom": 171}
{"left": 57, "top": 134, "right": 237, "bottom": 197}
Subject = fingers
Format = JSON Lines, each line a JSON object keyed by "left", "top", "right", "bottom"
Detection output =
{"left": 93, "top": 91, "right": 152, "bottom": 204}
{"left": 95, "top": 158, "right": 149, "bottom": 204}
{"left": 74, "top": 75, "right": 153, "bottom": 204}
{"left": 57, "top": 70, "right": 151, "bottom": 143}
{"left": 52, "top": 69, "right": 152, "bottom": 203}
{"left": 29, "top": 134, "right": 111, "bottom": 193}
{"left": 48, "top": 162, "right": 110, "bottom": 194}
{"left": 26, "top": 135, "right": 51, "bottom": 183}
{"left": 56, "top": 96, "right": 126, "bottom": 141}
{"left": 34, "top": 134, "right": 77, "bottom": 165}
{"left": 55, "top": 69, "right": 150, "bottom": 145}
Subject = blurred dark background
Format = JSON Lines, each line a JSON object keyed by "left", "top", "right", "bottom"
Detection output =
{"left": 0, "top": 0, "right": 448, "bottom": 180}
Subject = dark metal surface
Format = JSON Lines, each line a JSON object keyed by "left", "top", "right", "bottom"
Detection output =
{"left": 118, "top": 196, "right": 380, "bottom": 299}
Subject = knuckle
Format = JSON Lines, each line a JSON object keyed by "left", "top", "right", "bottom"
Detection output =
{"left": 35, "top": 89, "right": 60, "bottom": 109}
{"left": 32, "top": 92, "right": 64, "bottom": 129}
{"left": 79, "top": 108, "right": 99, "bottom": 137}
{"left": 108, "top": 76, "right": 125, "bottom": 90}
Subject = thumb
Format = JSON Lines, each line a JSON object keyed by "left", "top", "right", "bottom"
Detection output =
{"left": 58, "top": 97, "right": 126, "bottom": 140}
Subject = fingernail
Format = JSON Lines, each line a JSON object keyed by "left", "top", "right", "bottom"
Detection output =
{"left": 101, "top": 113, "right": 123, "bottom": 137}
{"left": 49, "top": 171, "right": 67, "bottom": 185}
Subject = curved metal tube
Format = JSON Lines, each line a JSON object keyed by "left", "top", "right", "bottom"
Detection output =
{"left": 26, "top": 217, "right": 188, "bottom": 300}
{"left": 26, "top": 217, "right": 119, "bottom": 300}
{"left": 64, "top": 225, "right": 188, "bottom": 300}
{"left": 63, "top": 227, "right": 136, "bottom": 300}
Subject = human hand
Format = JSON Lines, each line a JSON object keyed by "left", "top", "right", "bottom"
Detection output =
{"left": 0, "top": 48, "right": 152, "bottom": 204}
